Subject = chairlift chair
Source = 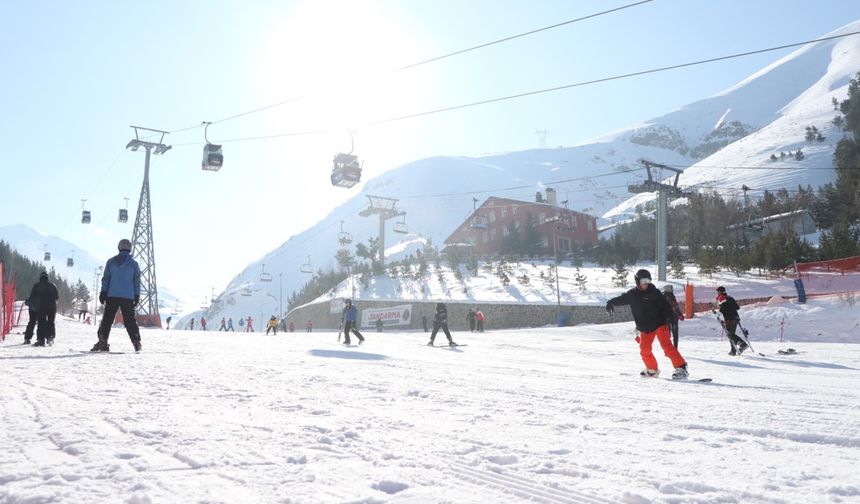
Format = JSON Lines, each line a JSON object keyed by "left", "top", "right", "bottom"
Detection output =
{"left": 44, "top": 245, "right": 51, "bottom": 262}
{"left": 393, "top": 214, "right": 408, "bottom": 234}
{"left": 260, "top": 263, "right": 273, "bottom": 282}
{"left": 301, "top": 255, "right": 313, "bottom": 274}
{"left": 241, "top": 287, "right": 252, "bottom": 297}
{"left": 201, "top": 122, "right": 224, "bottom": 171}
{"left": 338, "top": 220, "right": 353, "bottom": 246}
{"left": 81, "top": 200, "right": 91, "bottom": 224}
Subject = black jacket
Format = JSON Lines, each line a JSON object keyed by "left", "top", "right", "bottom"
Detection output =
{"left": 664, "top": 292, "right": 683, "bottom": 322}
{"left": 718, "top": 295, "right": 740, "bottom": 320}
{"left": 28, "top": 278, "right": 59, "bottom": 314}
{"left": 607, "top": 284, "right": 672, "bottom": 333}
{"left": 434, "top": 305, "right": 448, "bottom": 324}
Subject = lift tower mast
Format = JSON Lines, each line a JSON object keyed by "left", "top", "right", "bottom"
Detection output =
{"left": 126, "top": 126, "right": 171, "bottom": 327}
{"left": 359, "top": 195, "right": 402, "bottom": 268}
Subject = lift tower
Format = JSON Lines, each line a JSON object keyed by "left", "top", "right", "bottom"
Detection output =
{"left": 627, "top": 160, "right": 688, "bottom": 282}
{"left": 359, "top": 195, "right": 403, "bottom": 268}
{"left": 126, "top": 126, "right": 171, "bottom": 327}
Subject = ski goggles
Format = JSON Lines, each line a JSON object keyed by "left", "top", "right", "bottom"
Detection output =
{"left": 638, "top": 278, "right": 652, "bottom": 286}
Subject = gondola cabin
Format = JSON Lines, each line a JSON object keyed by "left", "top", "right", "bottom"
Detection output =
{"left": 330, "top": 153, "right": 361, "bottom": 188}
{"left": 44, "top": 251, "right": 51, "bottom": 261}
{"left": 118, "top": 208, "right": 128, "bottom": 223}
{"left": 67, "top": 257, "right": 74, "bottom": 267}
{"left": 81, "top": 210, "right": 91, "bottom": 224}
{"left": 202, "top": 143, "right": 224, "bottom": 171}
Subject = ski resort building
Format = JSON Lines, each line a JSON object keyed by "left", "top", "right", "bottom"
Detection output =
{"left": 726, "top": 209, "right": 817, "bottom": 243}
{"left": 444, "top": 188, "right": 599, "bottom": 257}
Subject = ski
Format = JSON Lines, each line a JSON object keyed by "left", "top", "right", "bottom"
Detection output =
{"left": 778, "top": 348, "right": 799, "bottom": 355}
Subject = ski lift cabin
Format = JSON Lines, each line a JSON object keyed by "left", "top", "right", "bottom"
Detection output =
{"left": 202, "top": 144, "right": 223, "bottom": 171}
{"left": 44, "top": 245, "right": 51, "bottom": 262}
{"left": 118, "top": 197, "right": 129, "bottom": 223}
{"left": 300, "top": 255, "right": 313, "bottom": 274}
{"left": 81, "top": 200, "right": 90, "bottom": 224}
{"left": 67, "top": 257, "right": 74, "bottom": 267}
{"left": 241, "top": 287, "right": 252, "bottom": 297}
{"left": 330, "top": 153, "right": 362, "bottom": 188}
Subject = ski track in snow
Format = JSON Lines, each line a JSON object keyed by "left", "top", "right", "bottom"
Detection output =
{"left": 0, "top": 311, "right": 858, "bottom": 503}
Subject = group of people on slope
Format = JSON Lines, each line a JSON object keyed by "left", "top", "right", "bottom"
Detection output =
{"left": 605, "top": 268, "right": 747, "bottom": 379}
{"left": 465, "top": 308, "right": 486, "bottom": 332}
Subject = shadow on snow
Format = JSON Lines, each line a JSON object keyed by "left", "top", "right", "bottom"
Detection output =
{"left": 308, "top": 349, "right": 388, "bottom": 361}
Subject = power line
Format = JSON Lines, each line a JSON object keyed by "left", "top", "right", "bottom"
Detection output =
{"left": 162, "top": 0, "right": 655, "bottom": 135}
{"left": 173, "top": 30, "right": 860, "bottom": 146}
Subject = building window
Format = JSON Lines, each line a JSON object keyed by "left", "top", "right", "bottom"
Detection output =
{"left": 539, "top": 212, "right": 546, "bottom": 224}
{"left": 569, "top": 214, "right": 577, "bottom": 229}
{"left": 541, "top": 237, "right": 549, "bottom": 248}
{"left": 501, "top": 207, "right": 508, "bottom": 218}
{"left": 559, "top": 237, "right": 571, "bottom": 252}
{"left": 587, "top": 219, "right": 593, "bottom": 230}
{"left": 502, "top": 226, "right": 510, "bottom": 237}
{"left": 483, "top": 231, "right": 489, "bottom": 243}
{"left": 488, "top": 211, "right": 496, "bottom": 223}
{"left": 514, "top": 220, "right": 521, "bottom": 230}
{"left": 490, "top": 228, "right": 497, "bottom": 241}
{"left": 512, "top": 205, "right": 518, "bottom": 215}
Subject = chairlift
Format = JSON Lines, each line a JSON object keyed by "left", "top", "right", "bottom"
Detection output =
{"left": 118, "top": 197, "right": 129, "bottom": 223}
{"left": 393, "top": 213, "right": 408, "bottom": 234}
{"left": 240, "top": 286, "right": 252, "bottom": 297}
{"left": 470, "top": 215, "right": 488, "bottom": 229}
{"left": 81, "top": 200, "right": 91, "bottom": 224}
{"left": 330, "top": 130, "right": 362, "bottom": 188}
{"left": 44, "top": 245, "right": 51, "bottom": 262}
{"left": 301, "top": 255, "right": 313, "bottom": 274}
{"left": 201, "top": 122, "right": 224, "bottom": 172}
{"left": 199, "top": 297, "right": 209, "bottom": 309}
{"left": 338, "top": 220, "right": 353, "bottom": 246}
{"left": 260, "top": 263, "right": 273, "bottom": 282}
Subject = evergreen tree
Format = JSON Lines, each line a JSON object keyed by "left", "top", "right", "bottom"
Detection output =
{"left": 818, "top": 222, "right": 860, "bottom": 260}
{"left": 611, "top": 262, "right": 629, "bottom": 288}
{"left": 521, "top": 213, "right": 544, "bottom": 256}
{"left": 574, "top": 267, "right": 588, "bottom": 292}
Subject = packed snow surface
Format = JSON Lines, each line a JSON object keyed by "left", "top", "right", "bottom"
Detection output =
{"left": 1, "top": 297, "right": 859, "bottom": 503}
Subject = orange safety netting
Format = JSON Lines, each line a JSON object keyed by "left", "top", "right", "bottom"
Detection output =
{"left": 794, "top": 255, "right": 860, "bottom": 297}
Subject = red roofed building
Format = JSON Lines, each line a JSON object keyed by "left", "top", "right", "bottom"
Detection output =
{"left": 444, "top": 189, "right": 598, "bottom": 257}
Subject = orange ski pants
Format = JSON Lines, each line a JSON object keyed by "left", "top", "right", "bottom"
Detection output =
{"left": 639, "top": 324, "right": 686, "bottom": 370}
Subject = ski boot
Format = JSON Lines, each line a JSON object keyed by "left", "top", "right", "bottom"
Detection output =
{"left": 357, "top": 337, "right": 365, "bottom": 345}
{"left": 672, "top": 364, "right": 689, "bottom": 380}
{"left": 90, "top": 338, "right": 110, "bottom": 352}
{"left": 737, "top": 341, "right": 749, "bottom": 355}
{"left": 46, "top": 338, "right": 54, "bottom": 346}
{"left": 427, "top": 340, "right": 435, "bottom": 346}
{"left": 131, "top": 339, "right": 142, "bottom": 352}
{"left": 640, "top": 368, "right": 659, "bottom": 378}
{"left": 32, "top": 339, "right": 46, "bottom": 347}
{"left": 448, "top": 340, "right": 458, "bottom": 347}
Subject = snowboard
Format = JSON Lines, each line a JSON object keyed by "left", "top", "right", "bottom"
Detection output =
{"left": 778, "top": 348, "right": 798, "bottom": 355}
{"left": 423, "top": 344, "right": 467, "bottom": 348}
{"left": 70, "top": 349, "right": 133, "bottom": 355}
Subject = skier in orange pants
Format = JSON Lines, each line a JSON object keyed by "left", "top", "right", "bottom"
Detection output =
{"left": 605, "top": 269, "right": 688, "bottom": 379}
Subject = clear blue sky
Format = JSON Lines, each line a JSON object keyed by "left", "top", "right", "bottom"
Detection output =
{"left": 1, "top": 0, "right": 858, "bottom": 301}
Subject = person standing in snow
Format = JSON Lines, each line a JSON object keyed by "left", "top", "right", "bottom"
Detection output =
{"left": 288, "top": 321, "right": 294, "bottom": 332}
{"left": 238, "top": 317, "right": 244, "bottom": 330}
{"left": 475, "top": 309, "right": 486, "bottom": 332}
{"left": 200, "top": 316, "right": 207, "bottom": 331}
{"left": 27, "top": 271, "right": 59, "bottom": 346}
{"left": 466, "top": 308, "right": 477, "bottom": 332}
{"left": 227, "top": 317, "right": 234, "bottom": 331}
{"left": 605, "top": 269, "right": 688, "bottom": 379}
{"left": 306, "top": 319, "right": 313, "bottom": 332}
{"left": 245, "top": 316, "right": 254, "bottom": 332}
{"left": 91, "top": 239, "right": 142, "bottom": 352}
{"left": 189, "top": 318, "right": 195, "bottom": 330}
{"left": 165, "top": 315, "right": 172, "bottom": 330}
{"left": 427, "top": 302, "right": 457, "bottom": 346}
{"left": 218, "top": 317, "right": 227, "bottom": 331}
{"left": 341, "top": 299, "right": 365, "bottom": 345}
{"left": 716, "top": 286, "right": 746, "bottom": 355}
{"left": 266, "top": 316, "right": 278, "bottom": 335}
{"left": 376, "top": 318, "right": 384, "bottom": 332}
{"left": 662, "top": 285, "right": 684, "bottom": 349}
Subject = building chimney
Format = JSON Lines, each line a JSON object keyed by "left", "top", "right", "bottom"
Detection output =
{"left": 535, "top": 191, "right": 544, "bottom": 203}
{"left": 546, "top": 188, "right": 557, "bottom": 206}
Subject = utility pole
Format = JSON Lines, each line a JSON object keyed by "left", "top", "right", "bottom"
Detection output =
{"left": 359, "top": 195, "right": 402, "bottom": 268}
{"left": 126, "top": 126, "right": 171, "bottom": 327}
{"left": 627, "top": 160, "right": 689, "bottom": 282}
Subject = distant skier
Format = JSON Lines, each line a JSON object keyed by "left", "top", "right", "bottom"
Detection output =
{"left": 466, "top": 308, "right": 477, "bottom": 332}
{"left": 189, "top": 318, "right": 195, "bottom": 331}
{"left": 306, "top": 319, "right": 313, "bottom": 332}
{"left": 27, "top": 271, "right": 59, "bottom": 346}
{"left": 238, "top": 317, "right": 244, "bottom": 330}
{"left": 341, "top": 299, "right": 365, "bottom": 345}
{"left": 288, "top": 321, "right": 295, "bottom": 332}
{"left": 475, "top": 309, "right": 486, "bottom": 332}
{"left": 78, "top": 299, "right": 89, "bottom": 321}
{"left": 227, "top": 317, "right": 234, "bottom": 331}
{"left": 427, "top": 302, "right": 457, "bottom": 346}
{"left": 376, "top": 318, "right": 384, "bottom": 332}
{"left": 246, "top": 316, "right": 254, "bottom": 332}
{"left": 200, "top": 316, "right": 207, "bottom": 331}
{"left": 605, "top": 269, "right": 688, "bottom": 379}
{"left": 165, "top": 315, "right": 172, "bottom": 330}
{"left": 662, "top": 285, "right": 684, "bottom": 349}
{"left": 219, "top": 317, "right": 227, "bottom": 331}
{"left": 266, "top": 316, "right": 278, "bottom": 335}
{"left": 716, "top": 286, "right": 746, "bottom": 355}
{"left": 91, "top": 239, "right": 142, "bottom": 352}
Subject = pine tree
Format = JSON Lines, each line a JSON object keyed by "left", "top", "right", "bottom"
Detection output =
{"left": 611, "top": 262, "right": 629, "bottom": 288}
{"left": 574, "top": 267, "right": 588, "bottom": 292}
{"left": 818, "top": 222, "right": 860, "bottom": 260}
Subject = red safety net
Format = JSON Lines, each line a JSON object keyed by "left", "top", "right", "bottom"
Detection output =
{"left": 1, "top": 262, "right": 17, "bottom": 340}
{"left": 795, "top": 255, "right": 860, "bottom": 297}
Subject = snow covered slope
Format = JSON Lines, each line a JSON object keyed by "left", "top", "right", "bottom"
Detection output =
{"left": 213, "top": 22, "right": 860, "bottom": 320}
{"left": 1, "top": 297, "right": 857, "bottom": 503}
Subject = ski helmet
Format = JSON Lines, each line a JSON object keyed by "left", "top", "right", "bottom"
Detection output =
{"left": 344, "top": 298, "right": 352, "bottom": 305}
{"left": 118, "top": 239, "right": 132, "bottom": 252}
{"left": 662, "top": 284, "right": 673, "bottom": 293}
{"left": 633, "top": 269, "right": 652, "bottom": 286}
{"left": 716, "top": 286, "right": 726, "bottom": 294}
{"left": 39, "top": 270, "right": 49, "bottom": 280}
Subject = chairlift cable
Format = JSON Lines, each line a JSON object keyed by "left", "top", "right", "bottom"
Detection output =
{"left": 161, "top": 0, "right": 655, "bottom": 134}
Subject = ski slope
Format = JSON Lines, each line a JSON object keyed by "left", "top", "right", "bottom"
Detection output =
{"left": 1, "top": 297, "right": 858, "bottom": 503}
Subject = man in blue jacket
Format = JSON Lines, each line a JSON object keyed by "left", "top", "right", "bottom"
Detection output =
{"left": 341, "top": 298, "right": 365, "bottom": 345}
{"left": 91, "top": 239, "right": 142, "bottom": 352}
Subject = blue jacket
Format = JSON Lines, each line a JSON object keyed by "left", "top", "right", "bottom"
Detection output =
{"left": 343, "top": 304, "right": 358, "bottom": 322}
{"left": 101, "top": 251, "right": 141, "bottom": 300}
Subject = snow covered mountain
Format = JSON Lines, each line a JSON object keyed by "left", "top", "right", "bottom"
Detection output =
{"left": 208, "top": 21, "right": 860, "bottom": 321}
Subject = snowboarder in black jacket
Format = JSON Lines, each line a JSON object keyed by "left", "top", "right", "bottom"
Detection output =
{"left": 466, "top": 308, "right": 477, "bottom": 332}
{"left": 605, "top": 269, "right": 688, "bottom": 379}
{"left": 28, "top": 271, "right": 59, "bottom": 346}
{"left": 662, "top": 285, "right": 684, "bottom": 349}
{"left": 428, "top": 302, "right": 457, "bottom": 346}
{"left": 716, "top": 286, "right": 745, "bottom": 355}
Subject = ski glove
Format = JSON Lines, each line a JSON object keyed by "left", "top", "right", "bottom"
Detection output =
{"left": 604, "top": 302, "right": 614, "bottom": 315}
{"left": 99, "top": 292, "right": 107, "bottom": 305}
